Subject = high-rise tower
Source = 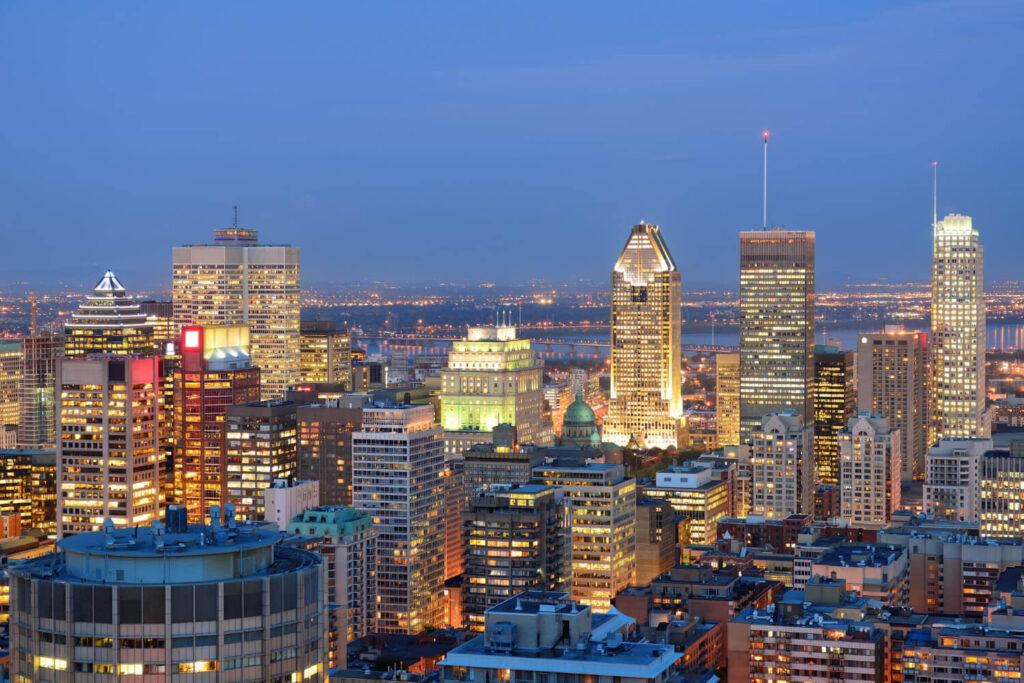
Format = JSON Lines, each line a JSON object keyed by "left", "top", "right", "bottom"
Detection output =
{"left": 931, "top": 213, "right": 986, "bottom": 440}
{"left": 739, "top": 229, "right": 816, "bottom": 441}
{"left": 813, "top": 345, "right": 855, "bottom": 485}
{"left": 605, "top": 222, "right": 682, "bottom": 449}
{"left": 173, "top": 227, "right": 300, "bottom": 399}
{"left": 17, "top": 331, "right": 63, "bottom": 448}
{"left": 64, "top": 271, "right": 155, "bottom": 358}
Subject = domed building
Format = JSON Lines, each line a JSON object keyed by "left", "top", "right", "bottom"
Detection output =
{"left": 560, "top": 390, "right": 602, "bottom": 448}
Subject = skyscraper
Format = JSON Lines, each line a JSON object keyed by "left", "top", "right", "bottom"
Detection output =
{"left": 857, "top": 327, "right": 929, "bottom": 480}
{"left": 296, "top": 397, "right": 366, "bottom": 506}
{"left": 352, "top": 403, "right": 444, "bottom": 633}
{"left": 0, "top": 340, "right": 20, "bottom": 446}
{"left": 224, "top": 400, "right": 298, "bottom": 521}
{"left": 813, "top": 345, "right": 855, "bottom": 486}
{"left": 716, "top": 351, "right": 740, "bottom": 447}
{"left": 931, "top": 213, "right": 987, "bottom": 440}
{"left": 838, "top": 414, "right": 901, "bottom": 527}
{"left": 605, "top": 222, "right": 682, "bottom": 449}
{"left": 750, "top": 412, "right": 814, "bottom": 518}
{"left": 300, "top": 320, "right": 352, "bottom": 388}
{"left": 64, "top": 270, "right": 155, "bottom": 358}
{"left": 173, "top": 325, "right": 261, "bottom": 524}
{"left": 440, "top": 324, "right": 551, "bottom": 457}
{"left": 173, "top": 226, "right": 300, "bottom": 399}
{"left": 17, "top": 331, "right": 63, "bottom": 448}
{"left": 56, "top": 356, "right": 162, "bottom": 537}
{"left": 739, "top": 229, "right": 815, "bottom": 441}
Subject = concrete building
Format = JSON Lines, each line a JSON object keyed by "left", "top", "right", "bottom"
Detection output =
{"left": 296, "top": 396, "right": 368, "bottom": 507}
{"left": 0, "top": 448, "right": 56, "bottom": 535}
{"left": 634, "top": 497, "right": 678, "bottom": 586}
{"left": 440, "top": 325, "right": 551, "bottom": 458}
{"left": 17, "top": 331, "right": 63, "bottom": 448}
{"left": 923, "top": 438, "right": 990, "bottom": 522}
{"left": 0, "top": 340, "right": 21, "bottom": 439}
{"left": 8, "top": 506, "right": 327, "bottom": 682}
{"left": 299, "top": 320, "right": 352, "bottom": 389}
{"left": 715, "top": 514, "right": 812, "bottom": 553}
{"left": 173, "top": 325, "right": 260, "bottom": 524}
{"left": 750, "top": 412, "right": 814, "bottom": 519}
{"left": 440, "top": 591, "right": 680, "bottom": 683}
{"left": 533, "top": 462, "right": 636, "bottom": 610}
{"left": 265, "top": 477, "right": 320, "bottom": 530}
{"left": 462, "top": 425, "right": 545, "bottom": 491}
{"left": 857, "top": 326, "right": 930, "bottom": 480}
{"left": 224, "top": 400, "right": 298, "bottom": 521}
{"left": 699, "top": 445, "right": 752, "bottom": 517}
{"left": 173, "top": 226, "right": 300, "bottom": 399}
{"left": 64, "top": 271, "right": 155, "bottom": 359}
{"left": 727, "top": 577, "right": 886, "bottom": 683}
{"left": 838, "top": 414, "right": 902, "bottom": 527}
{"left": 442, "top": 458, "right": 465, "bottom": 581}
{"left": 606, "top": 222, "right": 682, "bottom": 449}
{"left": 56, "top": 356, "right": 162, "bottom": 537}
{"left": 902, "top": 623, "right": 1024, "bottom": 683}
{"left": 288, "top": 506, "right": 376, "bottom": 642}
{"left": 352, "top": 403, "right": 444, "bottom": 633}
{"left": 813, "top": 345, "right": 855, "bottom": 486}
{"left": 715, "top": 352, "right": 740, "bottom": 448}
{"left": 462, "top": 484, "right": 563, "bottom": 631}
{"left": 642, "top": 462, "right": 730, "bottom": 546}
{"left": 931, "top": 213, "right": 987, "bottom": 441}
{"left": 810, "top": 542, "right": 909, "bottom": 606}
{"left": 739, "top": 229, "right": 815, "bottom": 441}
{"left": 981, "top": 449, "right": 1024, "bottom": 538}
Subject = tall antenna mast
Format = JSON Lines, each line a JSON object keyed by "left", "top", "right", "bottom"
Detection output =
{"left": 29, "top": 293, "right": 37, "bottom": 336}
{"left": 762, "top": 130, "right": 769, "bottom": 229}
{"left": 233, "top": 205, "right": 239, "bottom": 228}
{"left": 931, "top": 161, "right": 938, "bottom": 228}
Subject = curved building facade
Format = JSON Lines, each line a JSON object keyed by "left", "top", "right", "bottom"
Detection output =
{"left": 8, "top": 506, "right": 327, "bottom": 682}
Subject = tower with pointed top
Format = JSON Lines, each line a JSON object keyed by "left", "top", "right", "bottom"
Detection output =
{"left": 605, "top": 222, "right": 682, "bottom": 449}
{"left": 64, "top": 271, "right": 156, "bottom": 358}
{"left": 931, "top": 213, "right": 987, "bottom": 440}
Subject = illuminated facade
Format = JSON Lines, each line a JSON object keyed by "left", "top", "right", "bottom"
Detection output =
{"left": 300, "top": 320, "right": 351, "bottom": 388}
{"left": 56, "top": 356, "right": 161, "bottom": 537}
{"left": 0, "top": 341, "right": 21, "bottom": 434}
{"left": 739, "top": 229, "right": 815, "bottom": 441}
{"left": 606, "top": 222, "right": 682, "bottom": 449}
{"left": 980, "top": 449, "right": 1024, "bottom": 539}
{"left": 931, "top": 213, "right": 986, "bottom": 440}
{"left": 461, "top": 484, "right": 563, "bottom": 631}
{"left": 813, "top": 345, "right": 855, "bottom": 486}
{"left": 750, "top": 412, "right": 814, "bottom": 519}
{"left": 0, "top": 450, "right": 35, "bottom": 532}
{"left": 224, "top": 400, "right": 298, "bottom": 521}
{"left": 352, "top": 403, "right": 444, "bottom": 633}
{"left": 532, "top": 462, "right": 636, "bottom": 610}
{"left": 296, "top": 398, "right": 366, "bottom": 507}
{"left": 173, "top": 325, "right": 261, "bottom": 524}
{"left": 642, "top": 462, "right": 730, "bottom": 545}
{"left": 838, "top": 414, "right": 901, "bottom": 527}
{"left": 441, "top": 325, "right": 551, "bottom": 457}
{"left": 64, "top": 271, "right": 155, "bottom": 359}
{"left": 173, "top": 227, "right": 300, "bottom": 399}
{"left": 857, "top": 326, "right": 929, "bottom": 480}
{"left": 922, "top": 438, "right": 988, "bottom": 522}
{"left": 716, "top": 352, "right": 740, "bottom": 447}
{"left": 17, "top": 331, "right": 63, "bottom": 448}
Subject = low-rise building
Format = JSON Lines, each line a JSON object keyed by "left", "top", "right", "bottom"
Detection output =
{"left": 810, "top": 542, "right": 909, "bottom": 607}
{"left": 642, "top": 462, "right": 730, "bottom": 545}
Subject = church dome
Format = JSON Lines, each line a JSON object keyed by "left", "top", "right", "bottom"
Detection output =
{"left": 564, "top": 390, "right": 596, "bottom": 424}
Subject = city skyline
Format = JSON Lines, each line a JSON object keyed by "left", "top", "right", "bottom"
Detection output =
{"left": 2, "top": 2, "right": 1022, "bottom": 288}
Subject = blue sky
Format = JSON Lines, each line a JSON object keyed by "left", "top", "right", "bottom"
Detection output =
{"left": 1, "top": 1, "right": 1021, "bottom": 290}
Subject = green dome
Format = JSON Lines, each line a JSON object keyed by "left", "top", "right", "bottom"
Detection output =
{"left": 564, "top": 390, "right": 596, "bottom": 424}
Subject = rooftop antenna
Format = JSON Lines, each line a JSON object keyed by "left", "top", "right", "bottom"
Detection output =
{"left": 762, "top": 130, "right": 769, "bottom": 229}
{"left": 29, "top": 293, "right": 37, "bottom": 336}
{"left": 931, "top": 161, "right": 938, "bottom": 229}
{"left": 233, "top": 205, "right": 239, "bottom": 229}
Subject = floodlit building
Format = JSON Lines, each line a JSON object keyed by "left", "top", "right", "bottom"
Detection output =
{"left": 0, "top": 340, "right": 21, "bottom": 437}
{"left": 352, "top": 403, "right": 444, "bottom": 633}
{"left": 642, "top": 462, "right": 730, "bottom": 546}
{"left": 173, "top": 325, "right": 261, "bottom": 524}
{"left": 461, "top": 484, "right": 563, "bottom": 631}
{"left": 605, "top": 222, "right": 682, "bottom": 449}
{"left": 9, "top": 507, "right": 327, "bottom": 682}
{"left": 440, "top": 324, "right": 551, "bottom": 457}
{"left": 750, "top": 412, "right": 814, "bottom": 518}
{"left": 838, "top": 414, "right": 902, "bottom": 527}
{"left": 17, "top": 331, "right": 63, "bottom": 448}
{"left": 532, "top": 462, "right": 636, "bottom": 610}
{"left": 813, "top": 345, "right": 855, "bottom": 486}
{"left": 739, "top": 229, "right": 815, "bottom": 441}
{"left": 716, "top": 352, "right": 740, "bottom": 447}
{"left": 224, "top": 400, "right": 298, "bottom": 521}
{"left": 64, "top": 271, "right": 155, "bottom": 359}
{"left": 56, "top": 356, "right": 162, "bottom": 538}
{"left": 857, "top": 326, "right": 930, "bottom": 480}
{"left": 931, "top": 213, "right": 987, "bottom": 440}
{"left": 300, "top": 320, "right": 352, "bottom": 388}
{"left": 173, "top": 226, "right": 300, "bottom": 399}
{"left": 923, "top": 438, "right": 990, "bottom": 522}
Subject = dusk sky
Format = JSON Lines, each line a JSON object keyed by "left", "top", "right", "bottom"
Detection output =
{"left": 1, "top": 1, "right": 1021, "bottom": 291}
